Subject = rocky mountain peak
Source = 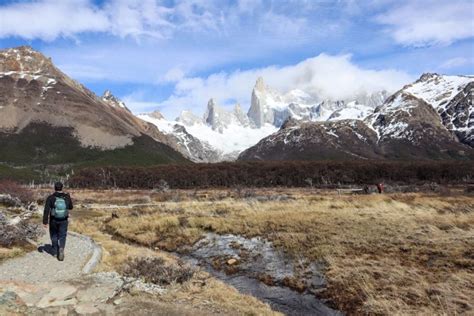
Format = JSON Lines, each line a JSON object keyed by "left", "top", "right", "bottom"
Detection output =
{"left": 101, "top": 90, "right": 129, "bottom": 111}
{"left": 207, "top": 98, "right": 218, "bottom": 110}
{"left": 418, "top": 73, "right": 440, "bottom": 82}
{"left": 255, "top": 77, "right": 266, "bottom": 91}
{"left": 233, "top": 103, "right": 250, "bottom": 126}
{"left": 0, "top": 46, "right": 57, "bottom": 75}
{"left": 177, "top": 110, "right": 202, "bottom": 126}
{"left": 204, "top": 98, "right": 232, "bottom": 132}
{"left": 148, "top": 110, "right": 165, "bottom": 120}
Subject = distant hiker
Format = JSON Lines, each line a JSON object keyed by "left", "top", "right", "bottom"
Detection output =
{"left": 43, "top": 182, "right": 73, "bottom": 261}
{"left": 376, "top": 183, "right": 384, "bottom": 194}
{"left": 363, "top": 185, "right": 370, "bottom": 194}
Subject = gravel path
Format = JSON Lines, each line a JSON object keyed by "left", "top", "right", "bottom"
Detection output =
{"left": 0, "top": 232, "right": 95, "bottom": 283}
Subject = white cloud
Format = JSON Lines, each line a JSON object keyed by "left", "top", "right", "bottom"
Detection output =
{"left": 122, "top": 90, "right": 161, "bottom": 113}
{"left": 376, "top": 0, "right": 474, "bottom": 46}
{"left": 0, "top": 0, "right": 109, "bottom": 41}
{"left": 440, "top": 57, "right": 470, "bottom": 69}
{"left": 0, "top": 0, "right": 220, "bottom": 41}
{"left": 162, "top": 67, "right": 186, "bottom": 83}
{"left": 150, "top": 54, "right": 413, "bottom": 118}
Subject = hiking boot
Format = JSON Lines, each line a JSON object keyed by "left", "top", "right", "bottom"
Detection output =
{"left": 58, "top": 248, "right": 65, "bottom": 261}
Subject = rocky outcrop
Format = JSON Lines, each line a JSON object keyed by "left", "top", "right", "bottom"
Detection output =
{"left": 166, "top": 124, "right": 222, "bottom": 162}
{"left": 101, "top": 90, "right": 130, "bottom": 112}
{"left": 176, "top": 110, "right": 202, "bottom": 126}
{"left": 440, "top": 82, "right": 473, "bottom": 146}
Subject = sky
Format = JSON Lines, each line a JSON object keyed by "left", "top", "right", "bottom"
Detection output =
{"left": 0, "top": 0, "right": 473, "bottom": 118}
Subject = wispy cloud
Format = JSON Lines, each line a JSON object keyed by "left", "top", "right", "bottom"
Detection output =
{"left": 1, "top": 0, "right": 471, "bottom": 117}
{"left": 440, "top": 57, "right": 470, "bottom": 69}
{"left": 0, "top": 0, "right": 320, "bottom": 42}
{"left": 375, "top": 0, "right": 474, "bottom": 47}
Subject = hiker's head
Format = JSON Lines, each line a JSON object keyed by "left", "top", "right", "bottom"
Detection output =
{"left": 54, "top": 182, "right": 63, "bottom": 192}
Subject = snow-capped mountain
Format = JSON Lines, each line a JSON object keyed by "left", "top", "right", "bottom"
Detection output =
{"left": 138, "top": 111, "right": 223, "bottom": 163}
{"left": 403, "top": 73, "right": 473, "bottom": 146}
{"left": 204, "top": 98, "right": 250, "bottom": 132}
{"left": 139, "top": 108, "right": 276, "bottom": 162}
{"left": 239, "top": 73, "right": 474, "bottom": 161}
{"left": 247, "top": 76, "right": 388, "bottom": 127}
{"left": 141, "top": 77, "right": 390, "bottom": 162}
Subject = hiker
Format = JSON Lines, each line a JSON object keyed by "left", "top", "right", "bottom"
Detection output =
{"left": 43, "top": 182, "right": 73, "bottom": 261}
{"left": 376, "top": 182, "right": 384, "bottom": 194}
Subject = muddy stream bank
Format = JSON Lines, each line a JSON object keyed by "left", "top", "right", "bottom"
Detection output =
{"left": 178, "top": 233, "right": 341, "bottom": 316}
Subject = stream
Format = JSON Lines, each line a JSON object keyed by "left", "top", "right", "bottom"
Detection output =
{"left": 179, "top": 233, "right": 342, "bottom": 316}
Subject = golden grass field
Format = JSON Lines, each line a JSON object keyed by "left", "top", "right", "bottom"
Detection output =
{"left": 35, "top": 188, "right": 474, "bottom": 315}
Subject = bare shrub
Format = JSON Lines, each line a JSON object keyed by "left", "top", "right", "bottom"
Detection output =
{"left": 0, "top": 181, "right": 36, "bottom": 205}
{"left": 464, "top": 185, "right": 474, "bottom": 195}
{"left": 0, "top": 220, "right": 42, "bottom": 247}
{"left": 154, "top": 179, "right": 170, "bottom": 192}
{"left": 122, "top": 257, "right": 195, "bottom": 285}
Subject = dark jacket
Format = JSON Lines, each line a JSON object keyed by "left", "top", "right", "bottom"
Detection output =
{"left": 43, "top": 192, "right": 73, "bottom": 224}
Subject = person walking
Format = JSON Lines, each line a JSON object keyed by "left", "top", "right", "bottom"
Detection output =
{"left": 43, "top": 182, "right": 73, "bottom": 261}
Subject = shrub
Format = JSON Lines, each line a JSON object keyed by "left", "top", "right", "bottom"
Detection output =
{"left": 0, "top": 180, "right": 35, "bottom": 204}
{"left": 70, "top": 161, "right": 474, "bottom": 189}
{"left": 0, "top": 220, "right": 42, "bottom": 247}
{"left": 122, "top": 257, "right": 195, "bottom": 285}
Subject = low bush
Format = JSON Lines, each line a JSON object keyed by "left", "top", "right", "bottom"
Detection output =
{"left": 70, "top": 161, "right": 474, "bottom": 189}
{"left": 122, "top": 257, "right": 195, "bottom": 285}
{"left": 0, "top": 180, "right": 35, "bottom": 204}
{"left": 0, "top": 220, "right": 42, "bottom": 247}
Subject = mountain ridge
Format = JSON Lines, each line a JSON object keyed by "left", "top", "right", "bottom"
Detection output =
{"left": 239, "top": 73, "right": 474, "bottom": 161}
{"left": 0, "top": 46, "right": 188, "bottom": 167}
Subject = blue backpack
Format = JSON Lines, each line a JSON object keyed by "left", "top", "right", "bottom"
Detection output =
{"left": 52, "top": 197, "right": 68, "bottom": 219}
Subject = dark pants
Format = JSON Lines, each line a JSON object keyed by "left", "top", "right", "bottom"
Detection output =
{"left": 49, "top": 219, "right": 68, "bottom": 252}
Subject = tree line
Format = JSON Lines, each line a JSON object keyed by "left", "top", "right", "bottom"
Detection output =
{"left": 69, "top": 161, "right": 474, "bottom": 189}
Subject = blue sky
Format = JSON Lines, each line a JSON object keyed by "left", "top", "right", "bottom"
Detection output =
{"left": 0, "top": 0, "right": 473, "bottom": 118}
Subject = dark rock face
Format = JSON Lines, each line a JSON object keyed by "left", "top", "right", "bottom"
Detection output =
{"left": 167, "top": 125, "right": 222, "bottom": 163}
{"left": 239, "top": 120, "right": 381, "bottom": 161}
{"left": 441, "top": 82, "right": 473, "bottom": 147}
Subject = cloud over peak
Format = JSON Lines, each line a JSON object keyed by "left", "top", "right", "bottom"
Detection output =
{"left": 141, "top": 53, "right": 413, "bottom": 117}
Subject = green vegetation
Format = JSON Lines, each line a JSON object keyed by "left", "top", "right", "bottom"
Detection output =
{"left": 71, "top": 160, "right": 473, "bottom": 189}
{"left": 0, "top": 123, "right": 188, "bottom": 181}
{"left": 0, "top": 164, "right": 40, "bottom": 181}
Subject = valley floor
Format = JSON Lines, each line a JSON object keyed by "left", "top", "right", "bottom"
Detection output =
{"left": 26, "top": 188, "right": 474, "bottom": 314}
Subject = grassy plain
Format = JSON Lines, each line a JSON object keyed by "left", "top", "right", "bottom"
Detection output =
{"left": 63, "top": 188, "right": 474, "bottom": 315}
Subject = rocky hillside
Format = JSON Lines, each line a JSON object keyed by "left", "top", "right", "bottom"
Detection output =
{"left": 0, "top": 46, "right": 187, "bottom": 166}
{"left": 240, "top": 74, "right": 474, "bottom": 161}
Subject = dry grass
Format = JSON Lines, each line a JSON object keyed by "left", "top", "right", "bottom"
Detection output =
{"left": 67, "top": 188, "right": 473, "bottom": 315}
{"left": 0, "top": 246, "right": 27, "bottom": 262}
{"left": 68, "top": 197, "right": 279, "bottom": 316}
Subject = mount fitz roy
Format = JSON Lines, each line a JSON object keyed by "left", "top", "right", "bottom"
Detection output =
{"left": 0, "top": 46, "right": 472, "bottom": 166}
{"left": 139, "top": 76, "right": 393, "bottom": 161}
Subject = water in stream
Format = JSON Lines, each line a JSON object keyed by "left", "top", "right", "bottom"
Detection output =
{"left": 180, "top": 233, "right": 342, "bottom": 316}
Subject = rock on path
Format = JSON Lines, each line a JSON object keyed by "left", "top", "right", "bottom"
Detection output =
{"left": 0, "top": 232, "right": 94, "bottom": 283}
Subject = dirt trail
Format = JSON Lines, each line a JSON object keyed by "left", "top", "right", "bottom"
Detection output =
{"left": 0, "top": 232, "right": 96, "bottom": 283}
{"left": 0, "top": 232, "right": 218, "bottom": 315}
